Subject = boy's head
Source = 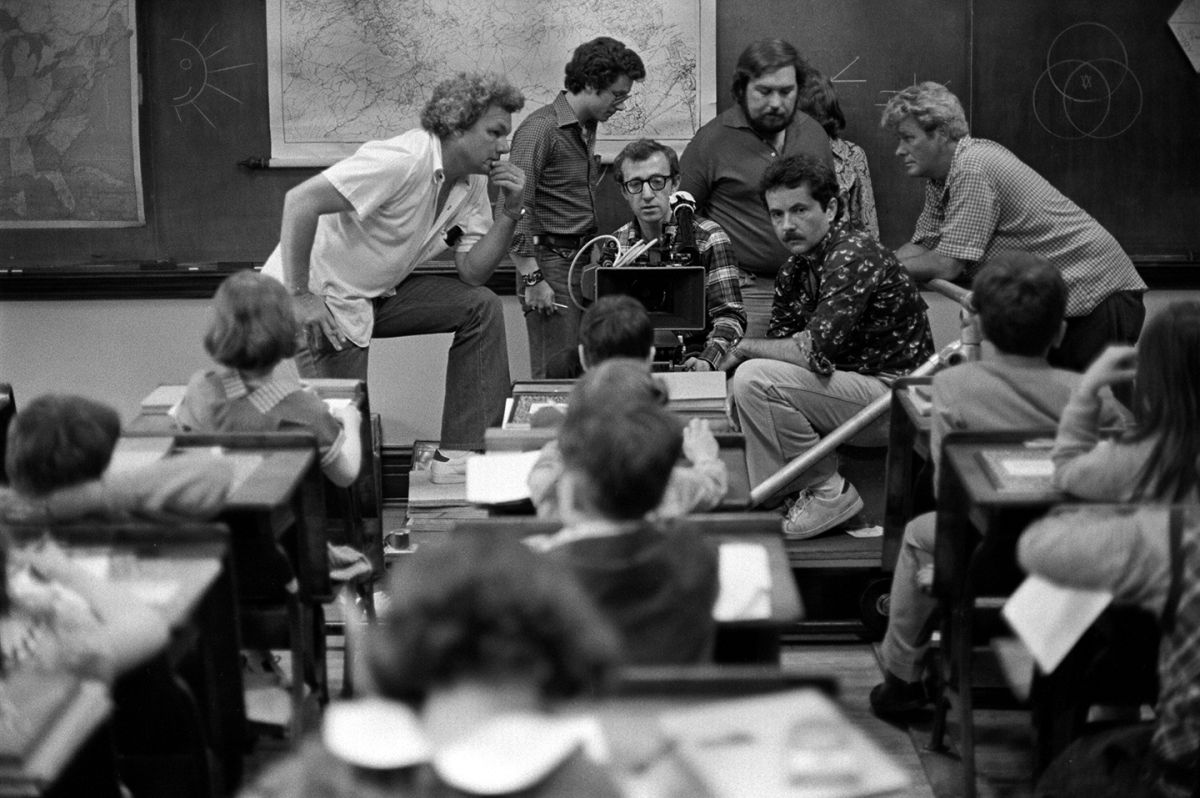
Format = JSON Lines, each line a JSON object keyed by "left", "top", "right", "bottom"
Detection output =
{"left": 6, "top": 394, "right": 121, "bottom": 497}
{"left": 971, "top": 251, "right": 1067, "bottom": 357}
{"left": 368, "top": 535, "right": 618, "bottom": 707}
{"left": 205, "top": 270, "right": 298, "bottom": 372}
{"left": 578, "top": 295, "right": 655, "bottom": 369}
{"left": 570, "top": 358, "right": 668, "bottom": 417}
{"left": 558, "top": 371, "right": 682, "bottom": 521}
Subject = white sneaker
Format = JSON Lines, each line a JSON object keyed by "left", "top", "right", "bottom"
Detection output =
{"left": 430, "top": 450, "right": 469, "bottom": 484}
{"left": 782, "top": 481, "right": 863, "bottom": 540}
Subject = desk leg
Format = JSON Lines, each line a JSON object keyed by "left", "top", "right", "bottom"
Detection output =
{"left": 193, "top": 552, "right": 247, "bottom": 793}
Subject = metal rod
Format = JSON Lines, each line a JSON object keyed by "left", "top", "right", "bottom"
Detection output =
{"left": 925, "top": 278, "right": 973, "bottom": 309}
{"left": 747, "top": 345, "right": 956, "bottom": 508}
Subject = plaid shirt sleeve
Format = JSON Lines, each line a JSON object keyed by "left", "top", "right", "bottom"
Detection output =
{"left": 911, "top": 181, "right": 944, "bottom": 250}
{"left": 508, "top": 113, "right": 556, "bottom": 257}
{"left": 936, "top": 164, "right": 997, "bottom": 264}
{"left": 696, "top": 220, "right": 745, "bottom": 365}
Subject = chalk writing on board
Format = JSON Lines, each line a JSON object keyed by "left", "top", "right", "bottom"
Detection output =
{"left": 875, "top": 74, "right": 955, "bottom": 107}
{"left": 167, "top": 25, "right": 253, "bottom": 127}
{"left": 1031, "top": 22, "right": 1143, "bottom": 140}
{"left": 831, "top": 57, "right": 866, "bottom": 85}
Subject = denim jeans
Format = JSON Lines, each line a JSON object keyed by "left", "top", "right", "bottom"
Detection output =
{"left": 522, "top": 246, "right": 585, "bottom": 379}
{"left": 294, "top": 274, "right": 509, "bottom": 450}
{"left": 729, "top": 358, "right": 891, "bottom": 496}
{"left": 879, "top": 511, "right": 938, "bottom": 681}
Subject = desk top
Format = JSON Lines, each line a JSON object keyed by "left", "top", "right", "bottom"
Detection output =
{"left": 588, "top": 687, "right": 909, "bottom": 798}
{"left": 943, "top": 437, "right": 1065, "bottom": 508}
{"left": 0, "top": 676, "right": 111, "bottom": 797}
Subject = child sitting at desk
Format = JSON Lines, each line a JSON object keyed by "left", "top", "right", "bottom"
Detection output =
{"left": 527, "top": 378, "right": 719, "bottom": 664}
{"left": 1019, "top": 505, "right": 1200, "bottom": 798}
{"left": 176, "top": 269, "right": 363, "bottom": 490}
{"left": 1050, "top": 300, "right": 1200, "bottom": 503}
{"left": 870, "top": 251, "right": 1130, "bottom": 719}
{"left": 0, "top": 394, "right": 195, "bottom": 681}
{"left": 527, "top": 298, "right": 727, "bottom": 520}
{"left": 0, "top": 393, "right": 233, "bottom": 524}
{"left": 243, "top": 536, "right": 622, "bottom": 798}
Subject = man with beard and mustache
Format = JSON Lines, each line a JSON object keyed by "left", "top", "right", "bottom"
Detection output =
{"left": 509, "top": 37, "right": 646, "bottom": 378}
{"left": 719, "top": 155, "right": 932, "bottom": 540}
{"left": 680, "top": 39, "right": 833, "bottom": 337}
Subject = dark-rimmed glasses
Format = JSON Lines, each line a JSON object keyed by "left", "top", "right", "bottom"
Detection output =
{"left": 621, "top": 175, "right": 672, "bottom": 195}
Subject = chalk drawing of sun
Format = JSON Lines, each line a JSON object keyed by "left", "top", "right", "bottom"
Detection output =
{"left": 168, "top": 25, "right": 253, "bottom": 126}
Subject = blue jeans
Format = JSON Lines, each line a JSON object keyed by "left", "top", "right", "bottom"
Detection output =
{"left": 295, "top": 274, "right": 509, "bottom": 450}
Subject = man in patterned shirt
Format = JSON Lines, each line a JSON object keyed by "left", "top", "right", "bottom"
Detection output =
{"left": 509, "top": 37, "right": 646, "bottom": 378}
{"left": 608, "top": 138, "right": 746, "bottom": 371}
{"left": 882, "top": 81, "right": 1146, "bottom": 372}
{"left": 720, "top": 154, "right": 933, "bottom": 539}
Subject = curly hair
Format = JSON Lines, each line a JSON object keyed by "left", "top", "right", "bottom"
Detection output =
{"left": 420, "top": 72, "right": 525, "bottom": 138}
{"left": 367, "top": 536, "right": 619, "bottom": 706}
{"left": 564, "top": 37, "right": 645, "bottom": 94}
{"left": 759, "top": 153, "right": 839, "bottom": 210}
{"left": 204, "top": 269, "right": 297, "bottom": 372}
{"left": 880, "top": 81, "right": 969, "bottom": 140}
{"left": 731, "top": 39, "right": 809, "bottom": 103}
{"left": 6, "top": 394, "right": 121, "bottom": 497}
{"left": 970, "top": 250, "right": 1066, "bottom": 357}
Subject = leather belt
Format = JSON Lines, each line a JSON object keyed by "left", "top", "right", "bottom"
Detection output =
{"left": 533, "top": 232, "right": 595, "bottom": 250}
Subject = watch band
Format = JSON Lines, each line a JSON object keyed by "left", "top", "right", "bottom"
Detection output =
{"left": 501, "top": 205, "right": 525, "bottom": 222}
{"left": 522, "top": 269, "right": 545, "bottom": 287}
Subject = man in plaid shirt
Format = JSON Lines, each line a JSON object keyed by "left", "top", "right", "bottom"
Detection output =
{"left": 882, "top": 82, "right": 1146, "bottom": 372}
{"left": 608, "top": 139, "right": 746, "bottom": 372}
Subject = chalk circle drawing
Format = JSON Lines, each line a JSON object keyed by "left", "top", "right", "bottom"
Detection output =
{"left": 1032, "top": 22, "right": 1142, "bottom": 140}
{"left": 167, "top": 25, "right": 253, "bottom": 127}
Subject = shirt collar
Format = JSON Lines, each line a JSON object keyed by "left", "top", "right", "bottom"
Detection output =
{"left": 931, "top": 134, "right": 972, "bottom": 190}
{"left": 722, "top": 103, "right": 753, "bottom": 131}
{"left": 552, "top": 92, "right": 589, "bottom": 130}
{"left": 791, "top": 220, "right": 847, "bottom": 272}
{"left": 219, "top": 367, "right": 303, "bottom": 415}
{"left": 429, "top": 130, "right": 446, "bottom": 185}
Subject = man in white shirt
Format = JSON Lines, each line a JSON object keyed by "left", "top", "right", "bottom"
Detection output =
{"left": 262, "top": 72, "right": 526, "bottom": 463}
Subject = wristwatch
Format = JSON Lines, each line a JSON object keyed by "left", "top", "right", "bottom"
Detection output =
{"left": 522, "top": 269, "right": 546, "bottom": 287}
{"left": 501, "top": 205, "right": 525, "bottom": 222}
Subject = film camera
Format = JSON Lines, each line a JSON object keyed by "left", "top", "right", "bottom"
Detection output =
{"left": 581, "top": 192, "right": 709, "bottom": 367}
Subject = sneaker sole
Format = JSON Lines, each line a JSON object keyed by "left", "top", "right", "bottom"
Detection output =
{"left": 782, "top": 494, "right": 864, "bottom": 540}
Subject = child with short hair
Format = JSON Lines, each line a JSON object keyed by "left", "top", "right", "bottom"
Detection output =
{"left": 528, "top": 375, "right": 719, "bottom": 664}
{"left": 177, "top": 269, "right": 362, "bottom": 488}
{"left": 243, "top": 536, "right": 622, "bottom": 798}
{"left": 0, "top": 393, "right": 233, "bottom": 680}
{"left": 870, "top": 251, "right": 1130, "bottom": 718}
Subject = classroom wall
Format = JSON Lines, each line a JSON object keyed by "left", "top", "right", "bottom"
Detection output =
{"left": 3, "top": 291, "right": 1194, "bottom": 448}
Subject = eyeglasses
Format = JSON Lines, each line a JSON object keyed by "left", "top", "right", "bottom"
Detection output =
{"left": 621, "top": 174, "right": 672, "bottom": 195}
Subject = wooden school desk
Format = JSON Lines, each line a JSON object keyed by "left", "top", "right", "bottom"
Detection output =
{"left": 932, "top": 430, "right": 1064, "bottom": 798}
{"left": 0, "top": 674, "right": 115, "bottom": 798}
{"left": 3, "top": 522, "right": 238, "bottom": 798}
{"left": 448, "top": 514, "right": 803, "bottom": 663}
{"left": 580, "top": 667, "right": 910, "bottom": 798}
{"left": 116, "top": 431, "right": 332, "bottom": 739}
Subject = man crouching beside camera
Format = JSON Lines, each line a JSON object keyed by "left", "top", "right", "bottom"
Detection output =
{"left": 609, "top": 139, "right": 746, "bottom": 372}
{"left": 719, "top": 154, "right": 933, "bottom": 540}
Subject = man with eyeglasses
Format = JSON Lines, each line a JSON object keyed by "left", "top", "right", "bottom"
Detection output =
{"left": 609, "top": 138, "right": 745, "bottom": 372}
{"left": 509, "top": 37, "right": 646, "bottom": 378}
{"left": 680, "top": 39, "right": 833, "bottom": 338}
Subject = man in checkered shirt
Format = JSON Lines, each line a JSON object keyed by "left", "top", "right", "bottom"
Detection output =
{"left": 882, "top": 82, "right": 1146, "bottom": 372}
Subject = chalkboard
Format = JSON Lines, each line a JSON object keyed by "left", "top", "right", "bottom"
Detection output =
{"left": 714, "top": 0, "right": 970, "bottom": 249}
{"left": 973, "top": 0, "right": 1200, "bottom": 259}
{"left": 4, "top": 0, "right": 1196, "bottom": 286}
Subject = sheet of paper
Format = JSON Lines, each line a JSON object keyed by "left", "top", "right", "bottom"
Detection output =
{"left": 323, "top": 397, "right": 353, "bottom": 411}
{"left": 657, "top": 370, "right": 726, "bottom": 401}
{"left": 140, "top": 384, "right": 187, "bottom": 408}
{"left": 107, "top": 436, "right": 173, "bottom": 475}
{"left": 1000, "top": 458, "right": 1054, "bottom": 478}
{"left": 465, "top": 451, "right": 541, "bottom": 505}
{"left": 1002, "top": 574, "right": 1113, "bottom": 674}
{"left": 713, "top": 542, "right": 772, "bottom": 621}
